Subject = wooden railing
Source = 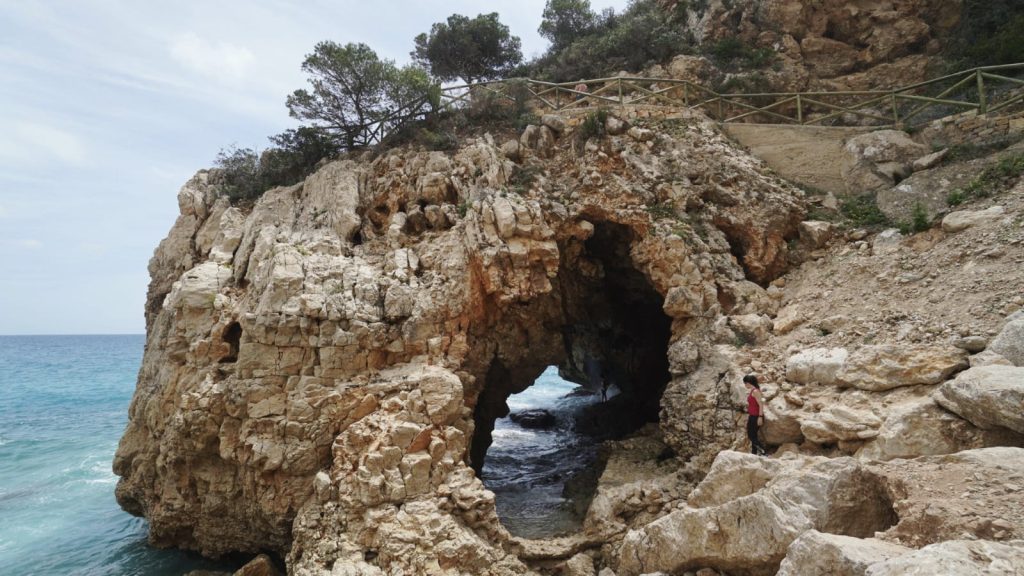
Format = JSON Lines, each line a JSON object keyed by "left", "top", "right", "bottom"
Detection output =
{"left": 433, "top": 63, "right": 1024, "bottom": 129}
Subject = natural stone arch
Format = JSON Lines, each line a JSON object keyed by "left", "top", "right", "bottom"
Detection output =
{"left": 465, "top": 218, "right": 674, "bottom": 484}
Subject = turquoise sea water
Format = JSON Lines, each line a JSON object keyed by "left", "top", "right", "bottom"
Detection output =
{"left": 0, "top": 335, "right": 239, "bottom": 576}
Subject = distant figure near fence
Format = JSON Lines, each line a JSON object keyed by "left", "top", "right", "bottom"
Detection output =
{"left": 574, "top": 81, "right": 588, "bottom": 105}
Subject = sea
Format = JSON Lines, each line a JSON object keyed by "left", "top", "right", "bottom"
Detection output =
{"left": 480, "top": 366, "right": 603, "bottom": 538}
{"left": 0, "top": 337, "right": 599, "bottom": 574}
{"left": 0, "top": 335, "right": 240, "bottom": 576}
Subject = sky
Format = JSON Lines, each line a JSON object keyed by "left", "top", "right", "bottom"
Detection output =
{"left": 0, "top": 0, "right": 630, "bottom": 335}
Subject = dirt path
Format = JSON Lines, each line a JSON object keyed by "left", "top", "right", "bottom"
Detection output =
{"left": 724, "top": 124, "right": 875, "bottom": 194}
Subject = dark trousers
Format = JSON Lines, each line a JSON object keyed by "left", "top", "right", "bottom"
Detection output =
{"left": 747, "top": 415, "right": 766, "bottom": 455}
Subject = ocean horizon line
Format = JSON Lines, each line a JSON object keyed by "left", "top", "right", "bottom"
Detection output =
{"left": 0, "top": 332, "right": 145, "bottom": 337}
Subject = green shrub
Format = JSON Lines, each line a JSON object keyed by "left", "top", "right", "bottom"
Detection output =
{"left": 707, "top": 37, "right": 776, "bottom": 71}
{"left": 911, "top": 203, "right": 930, "bottom": 233}
{"left": 947, "top": 1, "right": 1024, "bottom": 67}
{"left": 420, "top": 129, "right": 459, "bottom": 151}
{"left": 212, "top": 147, "right": 263, "bottom": 203}
{"left": 946, "top": 189, "right": 967, "bottom": 206}
{"left": 530, "top": 0, "right": 694, "bottom": 82}
{"left": 646, "top": 201, "right": 677, "bottom": 220}
{"left": 212, "top": 127, "right": 342, "bottom": 204}
{"left": 508, "top": 165, "right": 542, "bottom": 193}
{"left": 943, "top": 135, "right": 1024, "bottom": 163}
{"left": 576, "top": 108, "right": 608, "bottom": 142}
{"left": 954, "top": 154, "right": 1024, "bottom": 202}
{"left": 839, "top": 194, "right": 891, "bottom": 228}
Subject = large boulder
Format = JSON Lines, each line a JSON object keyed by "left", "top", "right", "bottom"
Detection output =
{"left": 864, "top": 540, "right": 1024, "bottom": 576}
{"left": 933, "top": 365, "right": 1024, "bottom": 434}
{"left": 989, "top": 311, "right": 1024, "bottom": 366}
{"left": 798, "top": 221, "right": 834, "bottom": 249}
{"left": 835, "top": 345, "right": 968, "bottom": 391}
{"left": 842, "top": 131, "right": 929, "bottom": 194}
{"left": 800, "top": 36, "right": 859, "bottom": 78}
{"left": 777, "top": 531, "right": 909, "bottom": 576}
{"left": 873, "top": 448, "right": 1024, "bottom": 547}
{"left": 729, "top": 314, "right": 773, "bottom": 345}
{"left": 942, "top": 205, "right": 1007, "bottom": 233}
{"left": 763, "top": 396, "right": 805, "bottom": 445}
{"left": 786, "top": 348, "right": 848, "bottom": 385}
{"left": 857, "top": 398, "right": 1023, "bottom": 461}
{"left": 520, "top": 124, "right": 556, "bottom": 158}
{"left": 509, "top": 409, "right": 557, "bottom": 429}
{"left": 616, "top": 453, "right": 896, "bottom": 576}
{"left": 800, "top": 406, "right": 883, "bottom": 445}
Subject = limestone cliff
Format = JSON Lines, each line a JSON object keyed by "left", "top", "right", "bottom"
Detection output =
{"left": 115, "top": 91, "right": 1024, "bottom": 574}
{"left": 654, "top": 0, "right": 963, "bottom": 93}
{"left": 114, "top": 110, "right": 805, "bottom": 573}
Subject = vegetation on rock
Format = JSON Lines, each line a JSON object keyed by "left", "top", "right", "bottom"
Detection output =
{"left": 948, "top": 0, "right": 1024, "bottom": 67}
{"left": 527, "top": 0, "right": 692, "bottom": 82}
{"left": 950, "top": 153, "right": 1024, "bottom": 205}
{"left": 212, "top": 127, "right": 342, "bottom": 203}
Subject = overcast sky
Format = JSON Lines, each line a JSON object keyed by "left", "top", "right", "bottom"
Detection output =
{"left": 0, "top": 0, "right": 630, "bottom": 335}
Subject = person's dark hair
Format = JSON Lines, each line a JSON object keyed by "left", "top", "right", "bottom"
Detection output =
{"left": 743, "top": 374, "right": 760, "bottom": 389}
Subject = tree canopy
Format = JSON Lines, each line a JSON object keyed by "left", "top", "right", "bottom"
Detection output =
{"left": 412, "top": 13, "right": 523, "bottom": 84}
{"left": 529, "top": 0, "right": 692, "bottom": 82}
{"left": 286, "top": 41, "right": 436, "bottom": 148}
{"left": 539, "top": 0, "right": 598, "bottom": 51}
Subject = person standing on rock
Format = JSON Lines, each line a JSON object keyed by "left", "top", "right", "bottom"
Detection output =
{"left": 743, "top": 374, "right": 768, "bottom": 456}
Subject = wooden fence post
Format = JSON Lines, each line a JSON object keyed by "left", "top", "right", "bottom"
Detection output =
{"left": 977, "top": 69, "right": 988, "bottom": 114}
{"left": 796, "top": 94, "right": 803, "bottom": 124}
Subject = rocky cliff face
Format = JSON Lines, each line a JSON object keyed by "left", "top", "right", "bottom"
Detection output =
{"left": 655, "top": 0, "right": 962, "bottom": 92}
{"left": 114, "top": 110, "right": 806, "bottom": 573}
{"left": 116, "top": 99, "right": 1024, "bottom": 573}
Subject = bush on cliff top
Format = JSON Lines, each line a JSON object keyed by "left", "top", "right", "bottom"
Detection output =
{"left": 212, "top": 127, "right": 342, "bottom": 203}
{"left": 528, "top": 0, "right": 693, "bottom": 82}
{"left": 947, "top": 1, "right": 1024, "bottom": 67}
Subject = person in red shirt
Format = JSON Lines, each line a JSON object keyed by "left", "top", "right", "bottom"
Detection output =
{"left": 743, "top": 374, "right": 768, "bottom": 456}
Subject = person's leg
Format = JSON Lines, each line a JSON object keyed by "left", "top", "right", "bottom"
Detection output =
{"left": 747, "top": 415, "right": 760, "bottom": 454}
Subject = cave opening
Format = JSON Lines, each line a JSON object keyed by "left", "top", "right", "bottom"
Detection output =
{"left": 220, "top": 322, "right": 242, "bottom": 363}
{"left": 470, "top": 221, "right": 673, "bottom": 538}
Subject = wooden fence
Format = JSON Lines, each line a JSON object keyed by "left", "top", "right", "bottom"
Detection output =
{"left": 434, "top": 63, "right": 1024, "bottom": 129}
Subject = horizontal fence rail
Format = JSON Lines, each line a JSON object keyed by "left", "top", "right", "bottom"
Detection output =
{"left": 354, "top": 63, "right": 1024, "bottom": 146}
{"left": 434, "top": 63, "right": 1024, "bottom": 130}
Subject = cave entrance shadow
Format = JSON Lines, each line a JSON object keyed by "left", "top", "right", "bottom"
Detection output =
{"left": 468, "top": 221, "right": 673, "bottom": 538}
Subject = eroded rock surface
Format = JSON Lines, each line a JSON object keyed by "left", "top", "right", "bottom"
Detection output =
{"left": 114, "top": 112, "right": 805, "bottom": 570}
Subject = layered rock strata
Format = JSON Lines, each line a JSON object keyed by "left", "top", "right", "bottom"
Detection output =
{"left": 117, "top": 101, "right": 1024, "bottom": 574}
{"left": 114, "top": 111, "right": 804, "bottom": 571}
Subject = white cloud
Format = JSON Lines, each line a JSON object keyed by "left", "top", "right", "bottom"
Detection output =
{"left": 77, "top": 242, "right": 107, "bottom": 255}
{"left": 0, "top": 204, "right": 7, "bottom": 218}
{"left": 0, "top": 122, "right": 88, "bottom": 167}
{"left": 16, "top": 239, "right": 42, "bottom": 249}
{"left": 170, "top": 32, "right": 255, "bottom": 82}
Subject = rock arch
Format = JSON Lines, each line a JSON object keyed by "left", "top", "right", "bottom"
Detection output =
{"left": 466, "top": 218, "right": 674, "bottom": 477}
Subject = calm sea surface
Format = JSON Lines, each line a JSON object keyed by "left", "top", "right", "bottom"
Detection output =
{"left": 0, "top": 335, "right": 239, "bottom": 576}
